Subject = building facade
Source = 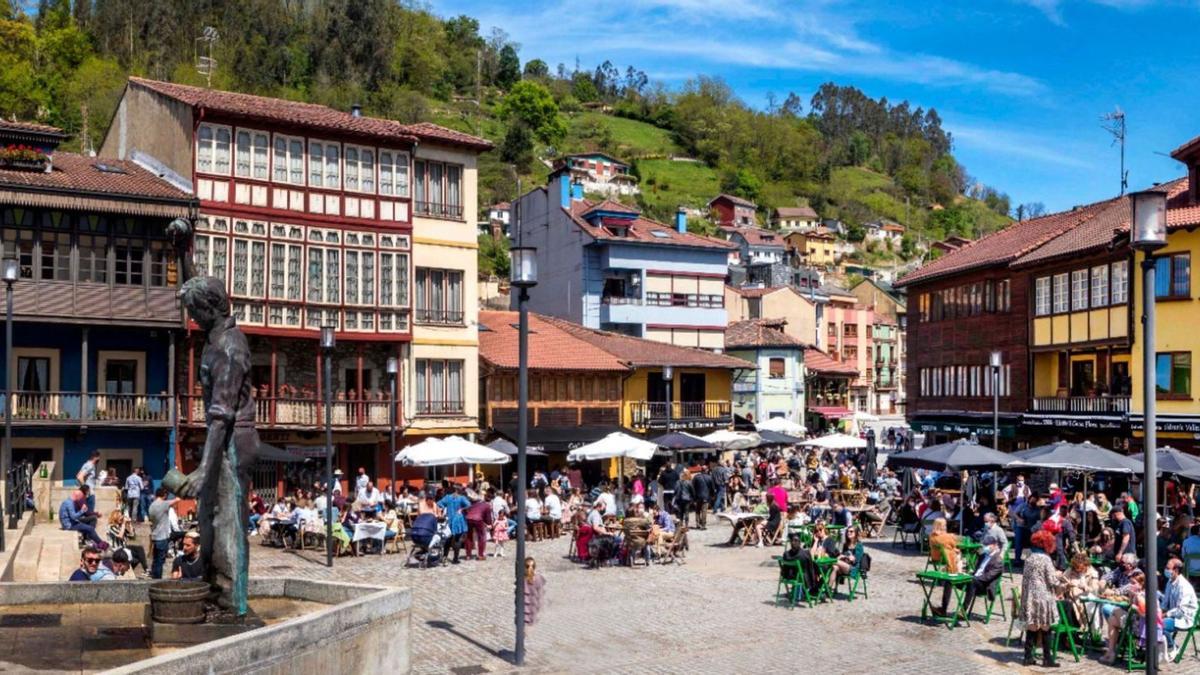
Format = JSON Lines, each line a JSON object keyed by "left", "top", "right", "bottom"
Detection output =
{"left": 0, "top": 120, "right": 195, "bottom": 484}
{"left": 773, "top": 206, "right": 819, "bottom": 232}
{"left": 512, "top": 171, "right": 733, "bottom": 349}
{"left": 101, "top": 77, "right": 490, "bottom": 487}
{"left": 708, "top": 193, "right": 758, "bottom": 227}
{"left": 725, "top": 319, "right": 805, "bottom": 426}
{"left": 551, "top": 152, "right": 638, "bottom": 197}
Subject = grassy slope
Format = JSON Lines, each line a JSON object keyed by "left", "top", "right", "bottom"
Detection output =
{"left": 635, "top": 159, "right": 720, "bottom": 219}
{"left": 563, "top": 111, "right": 680, "bottom": 157}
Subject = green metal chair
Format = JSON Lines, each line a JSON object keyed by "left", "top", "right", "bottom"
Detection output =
{"left": 1005, "top": 588, "right": 1022, "bottom": 647}
{"left": 839, "top": 558, "right": 869, "bottom": 601}
{"left": 974, "top": 579, "right": 1005, "bottom": 625}
{"left": 1048, "top": 600, "right": 1083, "bottom": 663}
{"left": 925, "top": 541, "right": 947, "bottom": 572}
{"left": 1173, "top": 621, "right": 1200, "bottom": 664}
{"left": 1002, "top": 546, "right": 1014, "bottom": 580}
{"left": 775, "top": 559, "right": 818, "bottom": 609}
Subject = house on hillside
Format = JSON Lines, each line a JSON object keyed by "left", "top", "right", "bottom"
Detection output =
{"left": 774, "top": 205, "right": 820, "bottom": 232}
{"left": 865, "top": 219, "right": 905, "bottom": 245}
{"left": 930, "top": 235, "right": 972, "bottom": 255}
{"left": 708, "top": 193, "right": 758, "bottom": 227}
{"left": 784, "top": 229, "right": 838, "bottom": 267}
{"left": 728, "top": 227, "right": 785, "bottom": 264}
{"left": 511, "top": 169, "right": 734, "bottom": 349}
{"left": 821, "top": 218, "right": 847, "bottom": 236}
{"left": 551, "top": 152, "right": 639, "bottom": 197}
{"left": 725, "top": 319, "right": 806, "bottom": 426}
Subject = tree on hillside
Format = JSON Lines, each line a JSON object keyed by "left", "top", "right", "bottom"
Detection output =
{"left": 496, "top": 43, "right": 520, "bottom": 89}
{"left": 523, "top": 58, "right": 548, "bottom": 79}
{"left": 498, "top": 80, "right": 566, "bottom": 145}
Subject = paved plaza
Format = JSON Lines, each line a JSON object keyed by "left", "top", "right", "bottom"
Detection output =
{"left": 238, "top": 522, "right": 1200, "bottom": 675}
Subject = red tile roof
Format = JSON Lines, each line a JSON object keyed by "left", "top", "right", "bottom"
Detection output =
{"left": 0, "top": 153, "right": 192, "bottom": 202}
{"left": 730, "top": 226, "right": 786, "bottom": 248}
{"left": 775, "top": 206, "right": 818, "bottom": 218}
{"left": 0, "top": 119, "right": 66, "bottom": 138}
{"left": 725, "top": 319, "right": 806, "bottom": 349}
{"left": 479, "top": 311, "right": 627, "bottom": 372}
{"left": 583, "top": 199, "right": 640, "bottom": 215}
{"left": 129, "top": 78, "right": 492, "bottom": 150}
{"left": 896, "top": 202, "right": 1108, "bottom": 287}
{"left": 708, "top": 193, "right": 757, "bottom": 208}
{"left": 804, "top": 349, "right": 858, "bottom": 376}
{"left": 567, "top": 199, "right": 735, "bottom": 250}
{"left": 537, "top": 315, "right": 752, "bottom": 369}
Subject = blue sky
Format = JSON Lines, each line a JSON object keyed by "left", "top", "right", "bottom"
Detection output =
{"left": 431, "top": 0, "right": 1200, "bottom": 213}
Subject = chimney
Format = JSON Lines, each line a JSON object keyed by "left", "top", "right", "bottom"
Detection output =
{"left": 559, "top": 172, "right": 571, "bottom": 209}
{"left": 350, "top": 104, "right": 363, "bottom": 118}
{"left": 675, "top": 207, "right": 687, "bottom": 233}
{"left": 571, "top": 182, "right": 584, "bottom": 201}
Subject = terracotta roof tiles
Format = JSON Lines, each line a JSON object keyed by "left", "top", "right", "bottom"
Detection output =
{"left": 725, "top": 319, "right": 806, "bottom": 349}
{"left": 709, "top": 193, "right": 757, "bottom": 208}
{"left": 730, "top": 227, "right": 786, "bottom": 248}
{"left": 0, "top": 153, "right": 192, "bottom": 202}
{"left": 775, "top": 206, "right": 818, "bottom": 218}
{"left": 804, "top": 349, "right": 858, "bottom": 376}
{"left": 567, "top": 199, "right": 735, "bottom": 250}
{"left": 537, "top": 315, "right": 752, "bottom": 370}
{"left": 0, "top": 119, "right": 66, "bottom": 138}
{"left": 479, "top": 311, "right": 627, "bottom": 371}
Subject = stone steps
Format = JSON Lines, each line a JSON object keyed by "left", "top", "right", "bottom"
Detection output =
{"left": 12, "top": 536, "right": 43, "bottom": 582}
{"left": 35, "top": 540, "right": 63, "bottom": 582}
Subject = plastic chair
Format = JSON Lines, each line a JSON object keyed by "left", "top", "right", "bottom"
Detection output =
{"left": 893, "top": 519, "right": 920, "bottom": 549}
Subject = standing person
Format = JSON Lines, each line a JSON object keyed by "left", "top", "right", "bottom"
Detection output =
{"left": 462, "top": 490, "right": 494, "bottom": 562}
{"left": 355, "top": 467, "right": 370, "bottom": 501}
{"left": 437, "top": 484, "right": 471, "bottom": 564}
{"left": 658, "top": 461, "right": 679, "bottom": 515}
{"left": 1012, "top": 491, "right": 1041, "bottom": 566}
{"left": 124, "top": 469, "right": 144, "bottom": 522}
{"left": 1020, "top": 529, "right": 1061, "bottom": 668}
{"left": 77, "top": 451, "right": 100, "bottom": 514}
{"left": 674, "top": 470, "right": 693, "bottom": 527}
{"left": 148, "top": 487, "right": 179, "bottom": 579}
{"left": 692, "top": 466, "right": 712, "bottom": 530}
{"left": 1112, "top": 507, "right": 1136, "bottom": 560}
{"left": 522, "top": 557, "right": 546, "bottom": 625}
{"left": 138, "top": 469, "right": 154, "bottom": 522}
{"left": 712, "top": 461, "right": 729, "bottom": 513}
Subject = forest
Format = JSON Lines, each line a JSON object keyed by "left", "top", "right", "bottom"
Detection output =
{"left": 0, "top": 0, "right": 1018, "bottom": 253}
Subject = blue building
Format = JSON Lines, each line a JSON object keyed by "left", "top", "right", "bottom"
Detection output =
{"left": 0, "top": 119, "right": 194, "bottom": 487}
{"left": 512, "top": 169, "right": 733, "bottom": 349}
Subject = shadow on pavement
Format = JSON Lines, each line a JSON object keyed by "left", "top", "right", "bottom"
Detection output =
{"left": 426, "top": 619, "right": 512, "bottom": 665}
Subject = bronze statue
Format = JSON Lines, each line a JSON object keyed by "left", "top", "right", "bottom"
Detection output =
{"left": 167, "top": 218, "right": 261, "bottom": 618}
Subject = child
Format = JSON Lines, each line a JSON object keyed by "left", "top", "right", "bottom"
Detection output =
{"left": 492, "top": 508, "right": 510, "bottom": 557}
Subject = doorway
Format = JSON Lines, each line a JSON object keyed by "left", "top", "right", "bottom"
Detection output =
{"left": 1070, "top": 360, "right": 1095, "bottom": 396}
{"left": 12, "top": 446, "right": 52, "bottom": 472}
{"left": 346, "top": 443, "right": 378, "bottom": 485}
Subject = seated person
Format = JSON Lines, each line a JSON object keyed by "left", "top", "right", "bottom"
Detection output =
{"left": 1101, "top": 569, "right": 1148, "bottom": 664}
{"left": 1059, "top": 552, "right": 1101, "bottom": 629}
{"left": 830, "top": 503, "right": 853, "bottom": 528}
{"left": 171, "top": 532, "right": 204, "bottom": 580}
{"left": 649, "top": 504, "right": 676, "bottom": 557}
{"left": 59, "top": 490, "right": 107, "bottom": 549}
{"left": 786, "top": 505, "right": 809, "bottom": 528}
{"left": 833, "top": 526, "right": 864, "bottom": 588}
{"left": 622, "top": 505, "right": 652, "bottom": 564}
{"left": 797, "top": 523, "right": 840, "bottom": 595}
{"left": 1163, "top": 557, "right": 1199, "bottom": 661}
{"left": 928, "top": 517, "right": 960, "bottom": 573}
{"left": 68, "top": 546, "right": 103, "bottom": 582}
{"left": 934, "top": 534, "right": 1003, "bottom": 618}
{"left": 91, "top": 548, "right": 132, "bottom": 581}
{"left": 779, "top": 532, "right": 805, "bottom": 583}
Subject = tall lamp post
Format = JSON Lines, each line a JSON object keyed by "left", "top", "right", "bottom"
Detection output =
{"left": 1132, "top": 188, "right": 1167, "bottom": 674}
{"left": 663, "top": 365, "right": 674, "bottom": 434}
{"left": 1, "top": 254, "right": 17, "bottom": 550}
{"left": 989, "top": 350, "right": 1001, "bottom": 452}
{"left": 387, "top": 356, "right": 399, "bottom": 496}
{"left": 509, "top": 245, "right": 537, "bottom": 666}
{"left": 320, "top": 325, "right": 336, "bottom": 568}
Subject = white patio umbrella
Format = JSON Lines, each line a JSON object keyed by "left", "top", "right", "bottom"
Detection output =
{"left": 568, "top": 432, "right": 658, "bottom": 515}
{"left": 755, "top": 417, "right": 807, "bottom": 436}
{"left": 803, "top": 433, "right": 868, "bottom": 450}
{"left": 701, "top": 429, "right": 762, "bottom": 451}
{"left": 394, "top": 436, "right": 511, "bottom": 467}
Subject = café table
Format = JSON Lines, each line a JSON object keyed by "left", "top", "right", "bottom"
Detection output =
{"left": 916, "top": 570, "right": 974, "bottom": 629}
{"left": 352, "top": 520, "right": 388, "bottom": 555}
{"left": 958, "top": 538, "right": 983, "bottom": 571}
{"left": 1081, "top": 595, "right": 1130, "bottom": 650}
{"left": 814, "top": 556, "right": 839, "bottom": 602}
{"left": 716, "top": 511, "right": 764, "bottom": 546}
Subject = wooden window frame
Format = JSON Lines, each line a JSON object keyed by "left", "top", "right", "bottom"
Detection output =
{"left": 1156, "top": 351, "right": 1192, "bottom": 400}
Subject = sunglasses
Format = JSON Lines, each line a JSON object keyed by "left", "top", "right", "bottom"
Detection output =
{"left": 84, "top": 557, "right": 101, "bottom": 564}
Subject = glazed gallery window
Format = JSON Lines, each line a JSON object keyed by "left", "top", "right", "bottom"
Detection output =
{"left": 768, "top": 358, "right": 786, "bottom": 379}
{"left": 415, "top": 268, "right": 464, "bottom": 324}
{"left": 378, "top": 151, "right": 410, "bottom": 197}
{"left": 1071, "top": 269, "right": 1088, "bottom": 311}
{"left": 196, "top": 123, "right": 231, "bottom": 175}
{"left": 344, "top": 145, "right": 376, "bottom": 193}
{"left": 1156, "top": 352, "right": 1191, "bottom": 397}
{"left": 1111, "top": 261, "right": 1129, "bottom": 303}
{"left": 415, "top": 359, "right": 464, "bottom": 415}
{"left": 235, "top": 129, "right": 269, "bottom": 179}
{"left": 305, "top": 247, "right": 340, "bottom": 304}
{"left": 1155, "top": 253, "right": 1191, "bottom": 299}
{"left": 308, "top": 141, "right": 341, "bottom": 189}
{"left": 1035, "top": 277, "right": 1051, "bottom": 316}
{"left": 1091, "top": 264, "right": 1109, "bottom": 307}
{"left": 191, "top": 232, "right": 228, "bottom": 282}
{"left": 272, "top": 134, "right": 306, "bottom": 185}
{"left": 1052, "top": 272, "right": 1069, "bottom": 313}
{"left": 230, "top": 239, "right": 266, "bottom": 298}
{"left": 343, "top": 249, "right": 377, "bottom": 306}
{"left": 268, "top": 242, "right": 304, "bottom": 302}
{"left": 379, "top": 252, "right": 410, "bottom": 309}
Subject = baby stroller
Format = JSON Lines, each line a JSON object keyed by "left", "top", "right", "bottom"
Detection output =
{"left": 406, "top": 513, "right": 445, "bottom": 568}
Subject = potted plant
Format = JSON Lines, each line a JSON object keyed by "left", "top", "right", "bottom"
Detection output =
{"left": 0, "top": 144, "right": 49, "bottom": 170}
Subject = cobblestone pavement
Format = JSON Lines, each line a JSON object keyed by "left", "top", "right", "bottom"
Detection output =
{"left": 242, "top": 523, "right": 1200, "bottom": 675}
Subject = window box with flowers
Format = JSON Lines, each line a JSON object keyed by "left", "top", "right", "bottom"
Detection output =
{"left": 0, "top": 144, "right": 49, "bottom": 171}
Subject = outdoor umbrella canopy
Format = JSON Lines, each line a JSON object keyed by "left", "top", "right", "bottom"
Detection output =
{"left": 649, "top": 431, "right": 714, "bottom": 451}
{"left": 757, "top": 430, "right": 806, "bottom": 446}
{"left": 886, "top": 439, "right": 1016, "bottom": 471}
{"left": 701, "top": 429, "right": 761, "bottom": 451}
{"left": 1008, "top": 441, "right": 1143, "bottom": 474}
{"left": 803, "top": 433, "right": 868, "bottom": 450}
{"left": 1130, "top": 446, "right": 1200, "bottom": 481}
{"left": 755, "top": 417, "right": 807, "bottom": 435}
{"left": 567, "top": 432, "right": 658, "bottom": 462}
{"left": 395, "top": 436, "right": 511, "bottom": 466}
{"left": 486, "top": 437, "right": 547, "bottom": 457}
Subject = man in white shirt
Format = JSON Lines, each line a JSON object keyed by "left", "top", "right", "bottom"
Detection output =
{"left": 490, "top": 490, "right": 508, "bottom": 519}
{"left": 363, "top": 482, "right": 383, "bottom": 512}
{"left": 598, "top": 485, "right": 616, "bottom": 517}
{"left": 77, "top": 451, "right": 100, "bottom": 514}
{"left": 544, "top": 487, "right": 563, "bottom": 537}
{"left": 1164, "top": 557, "right": 1199, "bottom": 661}
{"left": 124, "top": 471, "right": 144, "bottom": 522}
{"left": 355, "top": 467, "right": 370, "bottom": 501}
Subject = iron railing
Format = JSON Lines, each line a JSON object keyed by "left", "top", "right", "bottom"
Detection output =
{"left": 413, "top": 201, "right": 464, "bottom": 220}
{"left": 0, "top": 391, "right": 171, "bottom": 424}
{"left": 180, "top": 395, "right": 396, "bottom": 429}
{"left": 1029, "top": 396, "right": 1131, "bottom": 413}
{"left": 628, "top": 400, "right": 732, "bottom": 429}
{"left": 7, "top": 460, "right": 32, "bottom": 530}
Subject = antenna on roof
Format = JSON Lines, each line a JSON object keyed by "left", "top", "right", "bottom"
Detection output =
{"left": 195, "top": 27, "right": 219, "bottom": 88}
{"left": 1101, "top": 107, "right": 1127, "bottom": 195}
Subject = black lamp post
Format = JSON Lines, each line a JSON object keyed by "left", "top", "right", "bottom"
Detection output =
{"left": 1131, "top": 188, "right": 1167, "bottom": 673}
{"left": 320, "top": 324, "right": 336, "bottom": 568}
{"left": 387, "top": 355, "right": 399, "bottom": 498}
{"left": 989, "top": 350, "right": 1001, "bottom": 452}
{"left": 509, "top": 244, "right": 537, "bottom": 665}
{"left": 1, "top": 253, "right": 16, "bottom": 549}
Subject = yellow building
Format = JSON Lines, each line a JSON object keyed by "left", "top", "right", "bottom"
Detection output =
{"left": 724, "top": 285, "right": 822, "bottom": 349}
{"left": 1128, "top": 178, "right": 1200, "bottom": 449}
{"left": 785, "top": 229, "right": 838, "bottom": 267}
{"left": 405, "top": 140, "right": 492, "bottom": 439}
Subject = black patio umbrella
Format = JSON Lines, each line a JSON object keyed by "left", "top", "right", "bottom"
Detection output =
{"left": 1009, "top": 441, "right": 1142, "bottom": 474}
{"left": 1130, "top": 446, "right": 1200, "bottom": 482}
{"left": 649, "top": 432, "right": 714, "bottom": 452}
{"left": 757, "top": 430, "right": 805, "bottom": 446}
{"left": 486, "top": 437, "right": 547, "bottom": 457}
{"left": 888, "top": 439, "right": 1016, "bottom": 532}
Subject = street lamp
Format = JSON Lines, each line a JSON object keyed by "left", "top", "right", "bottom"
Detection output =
{"left": 1131, "top": 187, "right": 1167, "bottom": 674}
{"left": 320, "top": 324, "right": 336, "bottom": 568}
{"left": 663, "top": 365, "right": 674, "bottom": 434}
{"left": 989, "top": 350, "right": 1002, "bottom": 452}
{"left": 508, "top": 244, "right": 537, "bottom": 666}
{"left": 387, "top": 355, "right": 399, "bottom": 499}
{"left": 1, "top": 253, "right": 16, "bottom": 549}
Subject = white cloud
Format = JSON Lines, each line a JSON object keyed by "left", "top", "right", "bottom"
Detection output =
{"left": 1019, "top": 0, "right": 1181, "bottom": 25}
{"left": 950, "top": 124, "right": 1094, "bottom": 169}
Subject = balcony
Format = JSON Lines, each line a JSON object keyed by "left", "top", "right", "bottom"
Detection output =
{"left": 414, "top": 308, "right": 465, "bottom": 326}
{"left": 413, "top": 201, "right": 464, "bottom": 220}
{"left": 1030, "top": 396, "right": 1130, "bottom": 414}
{"left": 628, "top": 400, "right": 732, "bottom": 431}
{"left": 180, "top": 395, "right": 397, "bottom": 429}
{"left": 2, "top": 391, "right": 171, "bottom": 426}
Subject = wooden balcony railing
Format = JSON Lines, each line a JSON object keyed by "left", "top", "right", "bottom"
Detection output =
{"left": 0, "top": 391, "right": 171, "bottom": 425}
{"left": 628, "top": 400, "right": 732, "bottom": 430}
{"left": 1029, "top": 396, "right": 1130, "bottom": 414}
{"left": 180, "top": 395, "right": 396, "bottom": 429}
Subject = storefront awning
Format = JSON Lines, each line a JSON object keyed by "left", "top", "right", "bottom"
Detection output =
{"left": 490, "top": 425, "right": 638, "bottom": 452}
{"left": 809, "top": 406, "right": 853, "bottom": 419}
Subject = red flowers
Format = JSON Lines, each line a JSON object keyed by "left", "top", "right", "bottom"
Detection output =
{"left": 0, "top": 144, "right": 49, "bottom": 163}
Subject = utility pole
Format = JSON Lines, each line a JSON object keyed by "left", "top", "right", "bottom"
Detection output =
{"left": 1101, "top": 108, "right": 1128, "bottom": 196}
